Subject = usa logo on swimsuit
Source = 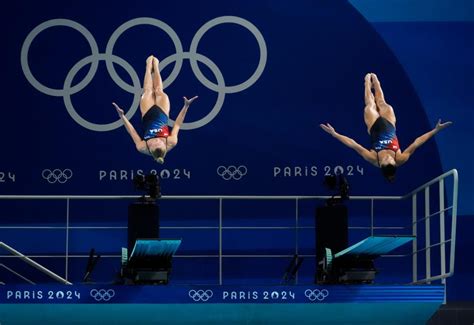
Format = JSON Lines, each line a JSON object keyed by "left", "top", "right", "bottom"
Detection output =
{"left": 21, "top": 17, "right": 267, "bottom": 132}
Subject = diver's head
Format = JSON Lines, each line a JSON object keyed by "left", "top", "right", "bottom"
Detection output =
{"left": 380, "top": 163, "right": 397, "bottom": 182}
{"left": 149, "top": 140, "right": 167, "bottom": 164}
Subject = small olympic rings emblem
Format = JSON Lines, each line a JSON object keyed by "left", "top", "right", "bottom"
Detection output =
{"left": 304, "top": 289, "right": 329, "bottom": 302}
{"left": 21, "top": 16, "right": 267, "bottom": 131}
{"left": 217, "top": 165, "right": 247, "bottom": 180}
{"left": 41, "top": 169, "right": 73, "bottom": 184}
{"left": 188, "top": 289, "right": 213, "bottom": 302}
{"left": 90, "top": 289, "right": 115, "bottom": 302}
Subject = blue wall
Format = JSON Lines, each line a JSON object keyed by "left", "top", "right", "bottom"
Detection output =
{"left": 0, "top": 0, "right": 472, "bottom": 300}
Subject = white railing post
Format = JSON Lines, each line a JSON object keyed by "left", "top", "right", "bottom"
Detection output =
{"left": 412, "top": 194, "right": 417, "bottom": 283}
{"left": 439, "top": 179, "right": 446, "bottom": 285}
{"left": 370, "top": 199, "right": 374, "bottom": 236}
{"left": 425, "top": 187, "right": 431, "bottom": 284}
{"left": 449, "top": 170, "right": 459, "bottom": 276}
{"left": 65, "top": 197, "right": 70, "bottom": 281}
{"left": 295, "top": 198, "right": 299, "bottom": 284}
{"left": 219, "top": 198, "right": 223, "bottom": 285}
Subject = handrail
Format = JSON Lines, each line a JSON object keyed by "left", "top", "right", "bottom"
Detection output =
{"left": 402, "top": 169, "right": 458, "bottom": 199}
{"left": 0, "top": 242, "right": 72, "bottom": 285}
{"left": 0, "top": 195, "right": 403, "bottom": 200}
{"left": 409, "top": 169, "right": 458, "bottom": 288}
{"left": 0, "top": 170, "right": 457, "bottom": 201}
{"left": 0, "top": 169, "right": 458, "bottom": 287}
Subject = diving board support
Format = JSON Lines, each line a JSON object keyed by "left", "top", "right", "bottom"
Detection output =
{"left": 0, "top": 242, "right": 72, "bottom": 285}
{"left": 122, "top": 239, "right": 182, "bottom": 284}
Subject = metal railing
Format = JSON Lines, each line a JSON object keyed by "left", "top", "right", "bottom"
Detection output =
{"left": 0, "top": 242, "right": 71, "bottom": 284}
{"left": 0, "top": 169, "right": 458, "bottom": 286}
{"left": 405, "top": 169, "right": 458, "bottom": 285}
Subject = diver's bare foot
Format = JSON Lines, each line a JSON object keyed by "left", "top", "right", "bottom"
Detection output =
{"left": 153, "top": 56, "right": 160, "bottom": 68}
{"left": 371, "top": 73, "right": 380, "bottom": 84}
{"left": 365, "top": 73, "right": 372, "bottom": 87}
{"left": 146, "top": 55, "right": 154, "bottom": 65}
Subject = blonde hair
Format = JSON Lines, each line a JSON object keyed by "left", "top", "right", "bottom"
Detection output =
{"left": 151, "top": 147, "right": 167, "bottom": 164}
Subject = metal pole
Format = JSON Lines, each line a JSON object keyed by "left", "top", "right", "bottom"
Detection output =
{"left": 449, "top": 169, "right": 459, "bottom": 277}
{"left": 0, "top": 263, "right": 36, "bottom": 284}
{"left": 0, "top": 242, "right": 72, "bottom": 284}
{"left": 439, "top": 180, "right": 446, "bottom": 285}
{"left": 370, "top": 199, "right": 374, "bottom": 236}
{"left": 425, "top": 187, "right": 431, "bottom": 284}
{"left": 65, "top": 198, "right": 70, "bottom": 281}
{"left": 219, "top": 198, "right": 223, "bottom": 285}
{"left": 295, "top": 198, "right": 299, "bottom": 284}
{"left": 412, "top": 194, "right": 417, "bottom": 283}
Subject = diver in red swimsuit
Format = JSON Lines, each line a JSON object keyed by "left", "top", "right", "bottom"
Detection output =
{"left": 320, "top": 73, "right": 452, "bottom": 182}
{"left": 113, "top": 55, "right": 197, "bottom": 164}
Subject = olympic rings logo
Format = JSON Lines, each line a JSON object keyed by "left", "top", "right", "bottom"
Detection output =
{"left": 188, "top": 289, "right": 213, "bottom": 302}
{"left": 21, "top": 16, "right": 267, "bottom": 132}
{"left": 304, "top": 289, "right": 329, "bottom": 302}
{"left": 41, "top": 169, "right": 73, "bottom": 184}
{"left": 90, "top": 289, "right": 115, "bottom": 302}
{"left": 217, "top": 165, "right": 247, "bottom": 180}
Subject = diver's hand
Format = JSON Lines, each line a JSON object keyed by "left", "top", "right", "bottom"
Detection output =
{"left": 183, "top": 96, "right": 198, "bottom": 107}
{"left": 435, "top": 119, "right": 452, "bottom": 132}
{"left": 320, "top": 123, "right": 337, "bottom": 136}
{"left": 112, "top": 102, "right": 124, "bottom": 117}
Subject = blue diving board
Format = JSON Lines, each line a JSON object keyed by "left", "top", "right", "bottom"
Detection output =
{"left": 334, "top": 236, "right": 415, "bottom": 258}
{"left": 130, "top": 239, "right": 182, "bottom": 259}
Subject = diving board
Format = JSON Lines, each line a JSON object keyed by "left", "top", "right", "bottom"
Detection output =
{"left": 335, "top": 235, "right": 415, "bottom": 258}
{"left": 320, "top": 236, "right": 415, "bottom": 284}
{"left": 130, "top": 239, "right": 182, "bottom": 259}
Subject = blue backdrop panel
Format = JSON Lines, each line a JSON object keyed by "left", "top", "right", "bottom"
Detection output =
{"left": 0, "top": 0, "right": 445, "bottom": 196}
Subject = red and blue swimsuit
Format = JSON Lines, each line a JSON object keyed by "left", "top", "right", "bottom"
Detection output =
{"left": 142, "top": 105, "right": 170, "bottom": 140}
{"left": 370, "top": 117, "right": 400, "bottom": 152}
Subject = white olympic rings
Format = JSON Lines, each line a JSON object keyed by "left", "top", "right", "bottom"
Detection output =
{"left": 304, "top": 289, "right": 329, "bottom": 302}
{"left": 21, "top": 16, "right": 267, "bottom": 131}
{"left": 90, "top": 289, "right": 115, "bottom": 302}
{"left": 188, "top": 289, "right": 213, "bottom": 302}
{"left": 41, "top": 169, "right": 73, "bottom": 184}
{"left": 217, "top": 165, "right": 248, "bottom": 180}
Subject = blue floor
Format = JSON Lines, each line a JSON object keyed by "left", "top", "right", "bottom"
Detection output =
{"left": 0, "top": 303, "right": 441, "bottom": 324}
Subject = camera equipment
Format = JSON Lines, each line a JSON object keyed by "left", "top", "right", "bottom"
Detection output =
{"left": 133, "top": 173, "right": 161, "bottom": 201}
{"left": 324, "top": 175, "right": 350, "bottom": 206}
